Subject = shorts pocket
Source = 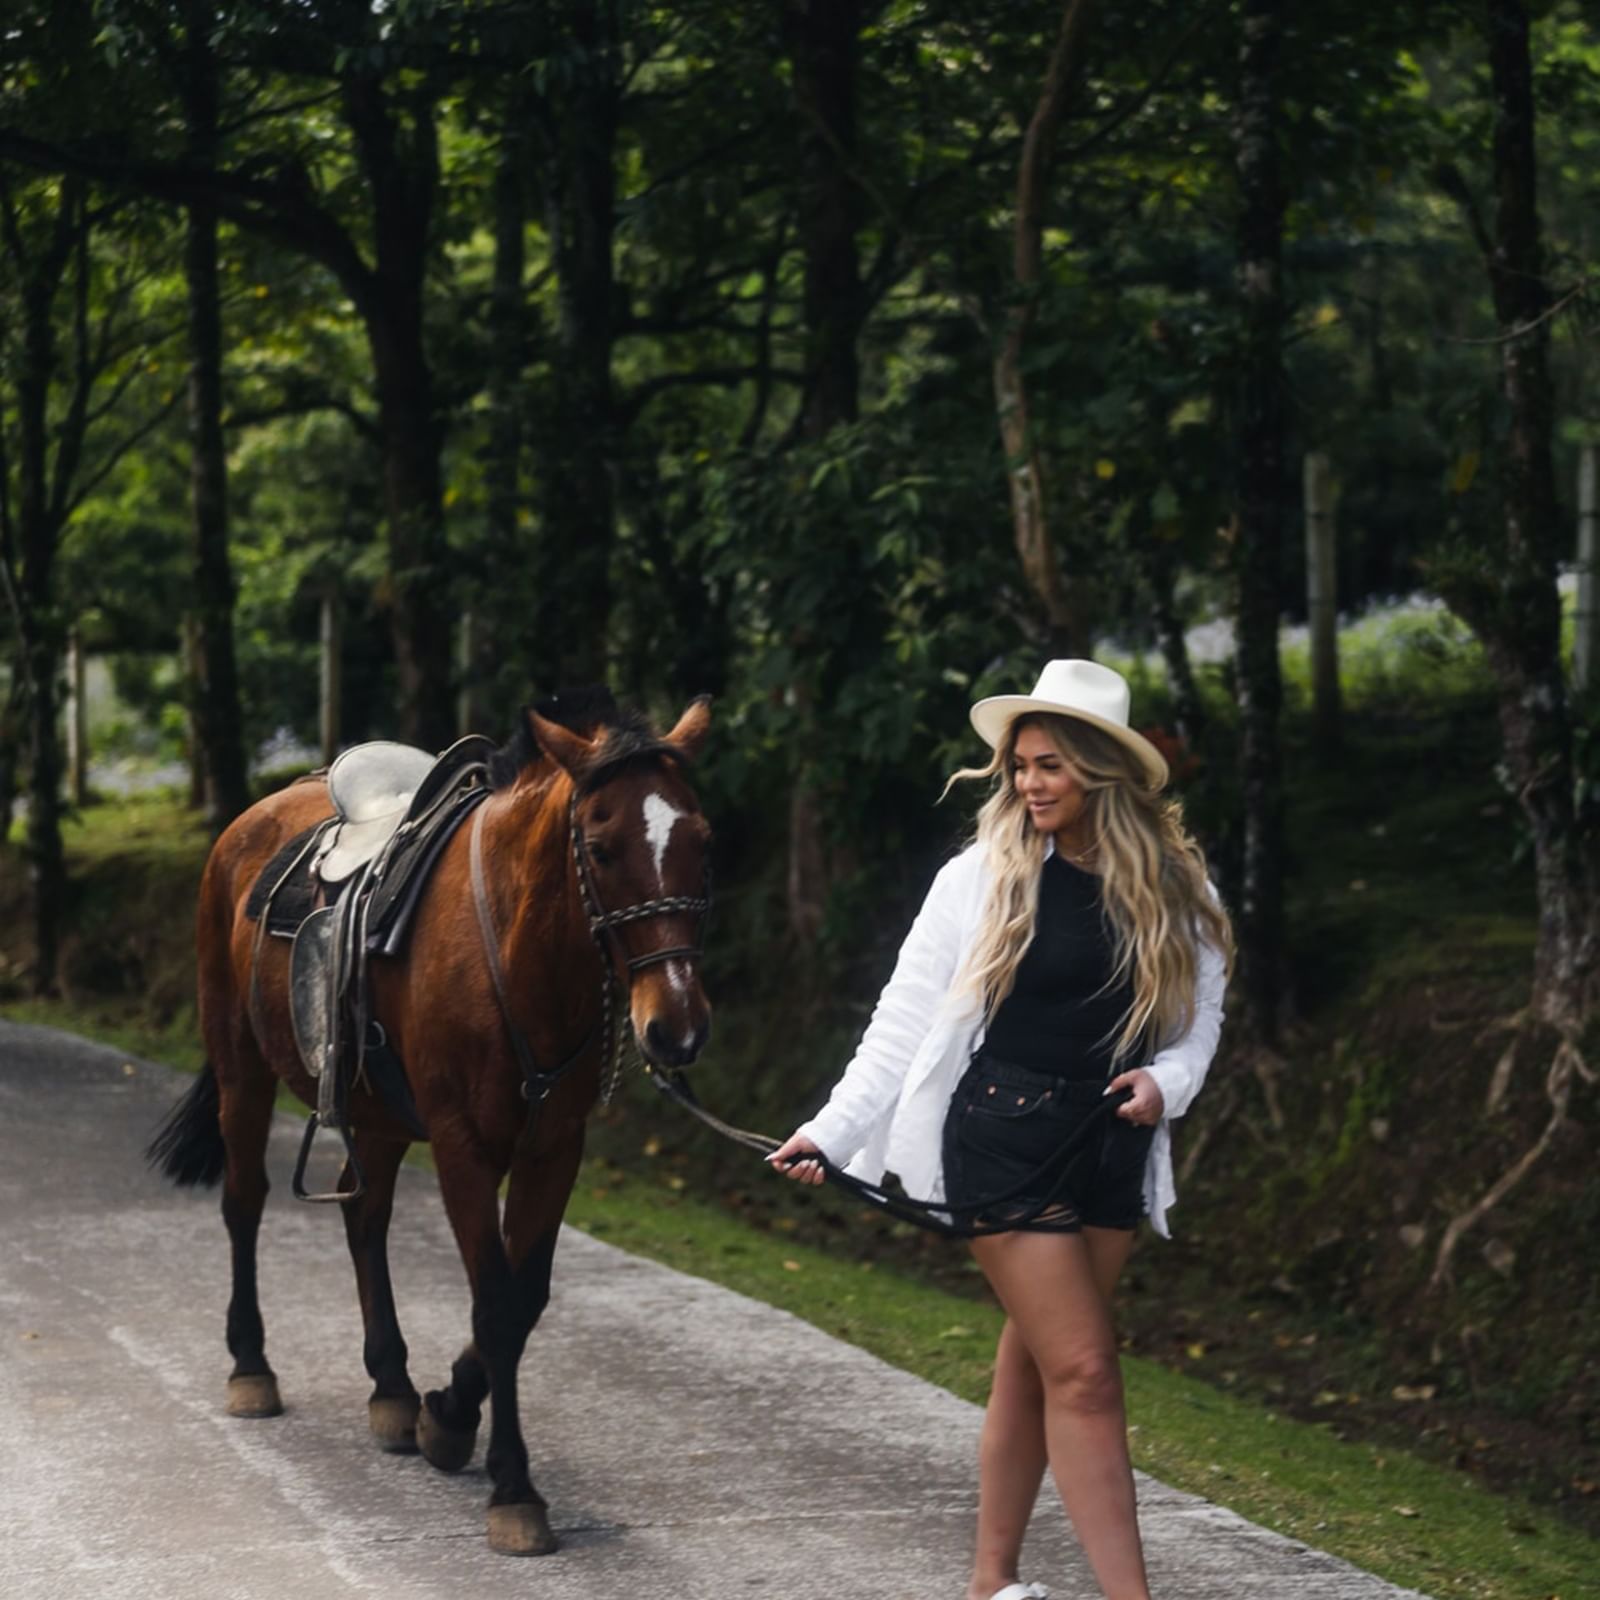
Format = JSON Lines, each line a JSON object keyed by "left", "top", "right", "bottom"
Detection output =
{"left": 963, "top": 1070, "right": 1057, "bottom": 1120}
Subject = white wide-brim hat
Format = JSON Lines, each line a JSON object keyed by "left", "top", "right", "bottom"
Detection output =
{"left": 970, "top": 659, "right": 1169, "bottom": 790}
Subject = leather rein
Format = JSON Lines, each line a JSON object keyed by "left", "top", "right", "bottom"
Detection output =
{"left": 467, "top": 771, "right": 711, "bottom": 1117}
{"left": 464, "top": 763, "right": 1133, "bottom": 1241}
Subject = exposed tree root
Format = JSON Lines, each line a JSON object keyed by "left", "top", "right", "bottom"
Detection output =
{"left": 1251, "top": 1044, "right": 1286, "bottom": 1134}
{"left": 1483, "top": 1007, "right": 1530, "bottom": 1115}
{"left": 1429, "top": 1033, "right": 1580, "bottom": 1291}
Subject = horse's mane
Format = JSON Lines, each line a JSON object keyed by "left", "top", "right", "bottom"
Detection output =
{"left": 488, "top": 686, "right": 681, "bottom": 793}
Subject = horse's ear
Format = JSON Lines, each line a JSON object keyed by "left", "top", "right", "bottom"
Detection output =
{"left": 664, "top": 695, "right": 712, "bottom": 760}
{"left": 526, "top": 706, "right": 595, "bottom": 776}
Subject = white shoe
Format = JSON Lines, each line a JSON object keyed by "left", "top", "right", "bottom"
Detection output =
{"left": 988, "top": 1585, "right": 1050, "bottom": 1600}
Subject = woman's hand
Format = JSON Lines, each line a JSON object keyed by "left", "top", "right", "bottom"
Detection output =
{"left": 1105, "top": 1068, "right": 1165, "bottom": 1126}
{"left": 766, "top": 1132, "right": 826, "bottom": 1186}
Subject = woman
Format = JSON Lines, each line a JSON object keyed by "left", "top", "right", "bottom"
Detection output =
{"left": 769, "top": 659, "right": 1233, "bottom": 1600}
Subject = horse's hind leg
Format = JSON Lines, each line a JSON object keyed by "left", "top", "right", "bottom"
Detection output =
{"left": 218, "top": 1057, "right": 283, "bottom": 1417}
{"left": 339, "top": 1131, "right": 421, "bottom": 1451}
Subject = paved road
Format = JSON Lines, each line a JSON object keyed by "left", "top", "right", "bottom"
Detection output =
{"left": 0, "top": 1020, "right": 1428, "bottom": 1600}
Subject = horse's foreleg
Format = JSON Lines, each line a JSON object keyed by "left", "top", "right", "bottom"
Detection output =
{"left": 424, "top": 1124, "right": 585, "bottom": 1556}
{"left": 418, "top": 1150, "right": 500, "bottom": 1480}
{"left": 218, "top": 1063, "right": 282, "bottom": 1418}
{"left": 339, "top": 1131, "right": 419, "bottom": 1451}
{"left": 479, "top": 1122, "right": 587, "bottom": 1554}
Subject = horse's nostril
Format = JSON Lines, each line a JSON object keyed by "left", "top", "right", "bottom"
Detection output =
{"left": 644, "top": 1017, "right": 708, "bottom": 1067}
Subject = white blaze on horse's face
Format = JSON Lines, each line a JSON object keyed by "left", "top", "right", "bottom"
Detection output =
{"left": 640, "top": 789, "right": 691, "bottom": 995}
{"left": 641, "top": 790, "right": 684, "bottom": 891}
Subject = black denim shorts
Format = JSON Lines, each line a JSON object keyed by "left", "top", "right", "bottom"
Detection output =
{"left": 940, "top": 1051, "right": 1155, "bottom": 1232}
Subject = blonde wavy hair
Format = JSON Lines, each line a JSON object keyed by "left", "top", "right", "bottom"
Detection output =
{"left": 947, "top": 712, "right": 1234, "bottom": 1063}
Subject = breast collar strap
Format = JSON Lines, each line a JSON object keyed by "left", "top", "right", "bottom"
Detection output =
{"left": 468, "top": 803, "right": 597, "bottom": 1105}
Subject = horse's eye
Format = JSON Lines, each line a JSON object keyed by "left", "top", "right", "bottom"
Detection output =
{"left": 586, "top": 840, "right": 612, "bottom": 868}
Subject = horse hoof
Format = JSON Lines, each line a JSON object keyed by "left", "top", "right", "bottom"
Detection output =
{"left": 368, "top": 1394, "right": 420, "bottom": 1453}
{"left": 226, "top": 1373, "right": 283, "bottom": 1418}
{"left": 487, "top": 1502, "right": 558, "bottom": 1556}
{"left": 417, "top": 1393, "right": 478, "bottom": 1472}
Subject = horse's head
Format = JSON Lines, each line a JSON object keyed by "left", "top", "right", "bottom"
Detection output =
{"left": 526, "top": 696, "right": 714, "bottom": 1069}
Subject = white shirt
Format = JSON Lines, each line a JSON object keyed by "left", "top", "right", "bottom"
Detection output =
{"left": 795, "top": 838, "right": 1228, "bottom": 1238}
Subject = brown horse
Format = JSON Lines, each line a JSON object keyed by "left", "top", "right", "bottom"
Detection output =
{"left": 148, "top": 694, "right": 713, "bottom": 1555}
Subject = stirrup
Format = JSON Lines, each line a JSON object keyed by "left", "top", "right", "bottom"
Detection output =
{"left": 291, "top": 1111, "right": 366, "bottom": 1203}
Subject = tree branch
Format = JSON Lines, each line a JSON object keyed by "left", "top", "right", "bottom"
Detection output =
{"left": 0, "top": 130, "right": 377, "bottom": 310}
{"left": 619, "top": 364, "right": 802, "bottom": 425}
{"left": 65, "top": 387, "right": 187, "bottom": 517}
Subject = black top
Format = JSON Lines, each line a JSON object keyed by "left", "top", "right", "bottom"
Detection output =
{"left": 982, "top": 855, "right": 1136, "bottom": 1080}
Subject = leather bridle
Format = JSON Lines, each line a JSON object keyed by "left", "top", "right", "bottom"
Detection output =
{"left": 468, "top": 762, "right": 711, "bottom": 1115}
{"left": 568, "top": 786, "right": 711, "bottom": 975}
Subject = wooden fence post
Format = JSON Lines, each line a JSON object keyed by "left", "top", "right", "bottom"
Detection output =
{"left": 319, "top": 589, "right": 342, "bottom": 766}
{"left": 1576, "top": 444, "right": 1598, "bottom": 691}
{"left": 65, "top": 626, "right": 87, "bottom": 807}
{"left": 1304, "top": 450, "right": 1341, "bottom": 756}
{"left": 457, "top": 609, "right": 481, "bottom": 738}
{"left": 183, "top": 615, "right": 206, "bottom": 809}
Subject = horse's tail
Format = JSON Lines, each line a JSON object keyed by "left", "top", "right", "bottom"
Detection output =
{"left": 146, "top": 1061, "right": 226, "bottom": 1188}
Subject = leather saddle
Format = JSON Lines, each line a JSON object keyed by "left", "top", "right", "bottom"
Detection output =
{"left": 315, "top": 741, "right": 438, "bottom": 884}
{"left": 270, "top": 734, "right": 497, "bottom": 1201}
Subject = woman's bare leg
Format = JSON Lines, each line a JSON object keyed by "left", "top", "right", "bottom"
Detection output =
{"left": 966, "top": 1227, "right": 1137, "bottom": 1599}
{"left": 967, "top": 1227, "right": 1148, "bottom": 1600}
{"left": 967, "top": 1316, "right": 1047, "bottom": 1600}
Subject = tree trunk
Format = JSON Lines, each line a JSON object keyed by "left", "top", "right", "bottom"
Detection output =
{"left": 369, "top": 307, "right": 452, "bottom": 747}
{"left": 1142, "top": 531, "right": 1207, "bottom": 750}
{"left": 181, "top": 2, "right": 250, "bottom": 826}
{"left": 8, "top": 178, "right": 92, "bottom": 994}
{"left": 784, "top": 0, "right": 864, "bottom": 442}
{"left": 782, "top": 0, "right": 869, "bottom": 949}
{"left": 0, "top": 672, "right": 23, "bottom": 839}
{"left": 341, "top": 72, "right": 453, "bottom": 750}
{"left": 992, "top": 0, "right": 1097, "bottom": 658}
{"left": 537, "top": 9, "right": 619, "bottom": 689}
{"left": 1442, "top": 0, "right": 1598, "bottom": 1031}
{"left": 1231, "top": 0, "right": 1289, "bottom": 1042}
{"left": 476, "top": 109, "right": 528, "bottom": 714}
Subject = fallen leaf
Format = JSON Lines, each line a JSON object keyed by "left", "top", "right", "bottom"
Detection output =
{"left": 782, "top": 1259, "right": 801, "bottom": 1272}
{"left": 1392, "top": 1384, "right": 1437, "bottom": 1402}
{"left": 1393, "top": 1505, "right": 1420, "bottom": 1518}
